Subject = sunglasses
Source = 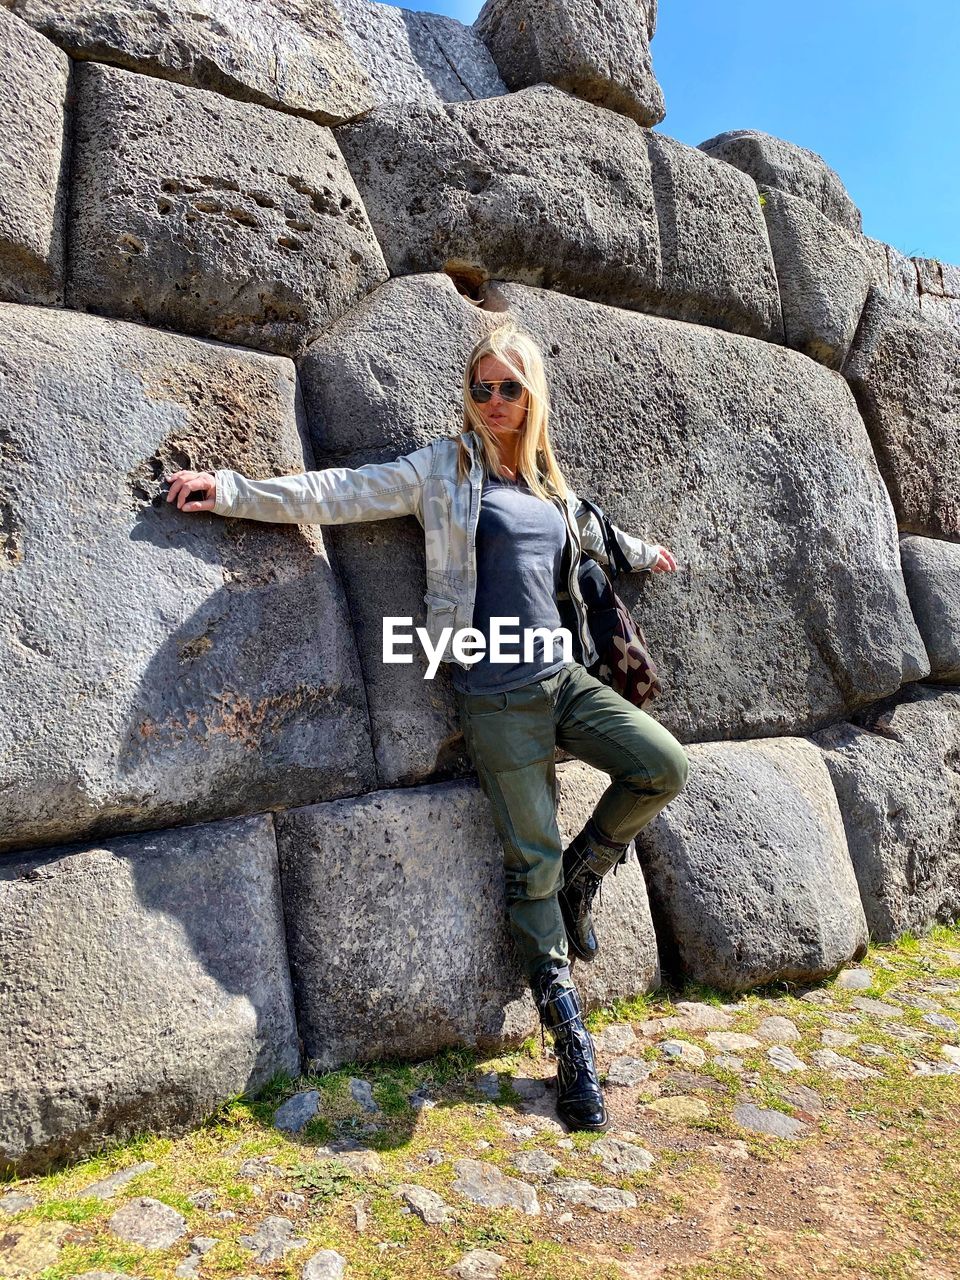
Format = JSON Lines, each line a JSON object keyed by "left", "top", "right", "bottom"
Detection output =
{"left": 469, "top": 378, "right": 526, "bottom": 404}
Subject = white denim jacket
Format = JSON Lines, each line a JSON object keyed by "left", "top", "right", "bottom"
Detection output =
{"left": 214, "top": 430, "right": 661, "bottom": 670}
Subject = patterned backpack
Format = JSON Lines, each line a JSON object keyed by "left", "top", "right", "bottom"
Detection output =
{"left": 574, "top": 498, "right": 662, "bottom": 709}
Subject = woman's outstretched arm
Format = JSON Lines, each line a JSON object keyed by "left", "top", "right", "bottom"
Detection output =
{"left": 166, "top": 442, "right": 438, "bottom": 526}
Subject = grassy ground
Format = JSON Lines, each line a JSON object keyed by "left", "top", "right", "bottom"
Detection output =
{"left": 4, "top": 925, "right": 960, "bottom": 1280}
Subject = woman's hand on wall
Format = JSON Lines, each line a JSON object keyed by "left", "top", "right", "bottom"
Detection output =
{"left": 651, "top": 545, "right": 677, "bottom": 572}
{"left": 165, "top": 469, "right": 217, "bottom": 512}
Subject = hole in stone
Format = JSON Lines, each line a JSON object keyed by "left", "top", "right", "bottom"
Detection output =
{"left": 278, "top": 235, "right": 303, "bottom": 251}
{"left": 444, "top": 263, "right": 489, "bottom": 305}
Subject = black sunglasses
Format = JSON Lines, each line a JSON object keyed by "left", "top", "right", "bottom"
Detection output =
{"left": 469, "top": 378, "right": 526, "bottom": 404}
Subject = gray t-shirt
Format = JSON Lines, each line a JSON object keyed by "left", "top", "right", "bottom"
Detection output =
{"left": 450, "top": 474, "right": 571, "bottom": 694}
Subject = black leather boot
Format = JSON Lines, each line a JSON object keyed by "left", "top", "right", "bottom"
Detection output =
{"left": 558, "top": 822, "right": 628, "bottom": 963}
{"left": 534, "top": 968, "right": 608, "bottom": 1132}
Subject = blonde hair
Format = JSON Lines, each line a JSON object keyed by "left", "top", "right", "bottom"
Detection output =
{"left": 456, "top": 325, "right": 569, "bottom": 503}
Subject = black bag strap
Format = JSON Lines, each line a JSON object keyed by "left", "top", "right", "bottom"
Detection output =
{"left": 576, "top": 497, "right": 634, "bottom": 580}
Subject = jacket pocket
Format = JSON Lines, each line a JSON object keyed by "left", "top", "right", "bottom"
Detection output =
{"left": 422, "top": 592, "right": 457, "bottom": 649}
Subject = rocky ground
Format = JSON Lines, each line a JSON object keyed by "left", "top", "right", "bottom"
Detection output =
{"left": 4, "top": 927, "right": 960, "bottom": 1280}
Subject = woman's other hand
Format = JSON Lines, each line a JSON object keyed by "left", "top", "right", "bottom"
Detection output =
{"left": 165, "top": 469, "right": 217, "bottom": 512}
{"left": 651, "top": 545, "right": 677, "bottom": 572}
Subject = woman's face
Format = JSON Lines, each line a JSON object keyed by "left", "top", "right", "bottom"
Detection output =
{"left": 471, "top": 355, "right": 530, "bottom": 442}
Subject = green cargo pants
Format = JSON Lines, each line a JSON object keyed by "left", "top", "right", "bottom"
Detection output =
{"left": 455, "top": 661, "right": 689, "bottom": 980}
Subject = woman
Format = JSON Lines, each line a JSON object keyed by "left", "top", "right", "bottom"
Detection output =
{"left": 166, "top": 324, "right": 689, "bottom": 1133}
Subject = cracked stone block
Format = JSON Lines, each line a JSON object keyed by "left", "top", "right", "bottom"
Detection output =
{"left": 338, "top": 0, "right": 506, "bottom": 107}
{"left": 337, "top": 86, "right": 662, "bottom": 312}
{"left": 276, "top": 778, "right": 537, "bottom": 1068}
{"left": 699, "top": 129, "right": 861, "bottom": 234}
{"left": 475, "top": 0, "right": 664, "bottom": 126}
{"left": 0, "top": 8, "right": 68, "bottom": 305}
{"left": 760, "top": 186, "right": 872, "bottom": 368}
{"left": 68, "top": 62, "right": 388, "bottom": 357}
{"left": 0, "top": 814, "right": 300, "bottom": 1176}
{"left": 899, "top": 535, "right": 960, "bottom": 682}
{"left": 637, "top": 736, "right": 869, "bottom": 991}
{"left": 0, "top": 303, "right": 374, "bottom": 853}
{"left": 4, "top": 0, "right": 375, "bottom": 122}
{"left": 812, "top": 686, "right": 960, "bottom": 941}
{"left": 844, "top": 288, "right": 960, "bottom": 540}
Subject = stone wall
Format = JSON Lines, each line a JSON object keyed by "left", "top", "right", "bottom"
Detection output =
{"left": 1, "top": 0, "right": 957, "bottom": 1175}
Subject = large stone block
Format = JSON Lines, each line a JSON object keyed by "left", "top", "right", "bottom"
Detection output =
{"left": 475, "top": 0, "right": 664, "bottom": 127}
{"left": 636, "top": 738, "right": 869, "bottom": 991}
{"left": 492, "top": 281, "right": 928, "bottom": 743}
{"left": 0, "top": 814, "right": 300, "bottom": 1177}
{"left": 812, "top": 686, "right": 960, "bottom": 941}
{"left": 277, "top": 779, "right": 534, "bottom": 1069}
{"left": 3, "top": 0, "right": 374, "bottom": 123}
{"left": 899, "top": 536, "right": 960, "bottom": 683}
{"left": 337, "top": 87, "right": 662, "bottom": 315}
{"left": 0, "top": 303, "right": 375, "bottom": 854}
{"left": 68, "top": 63, "right": 388, "bottom": 357}
{"left": 843, "top": 288, "right": 960, "bottom": 539}
{"left": 699, "top": 129, "right": 861, "bottom": 235}
{"left": 760, "top": 186, "right": 872, "bottom": 368}
{"left": 0, "top": 8, "right": 68, "bottom": 305}
{"left": 645, "top": 132, "right": 782, "bottom": 341}
{"left": 277, "top": 769, "right": 659, "bottom": 1069}
{"left": 338, "top": 0, "right": 506, "bottom": 107}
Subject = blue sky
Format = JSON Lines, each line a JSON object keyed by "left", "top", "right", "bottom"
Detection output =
{"left": 395, "top": 0, "right": 960, "bottom": 265}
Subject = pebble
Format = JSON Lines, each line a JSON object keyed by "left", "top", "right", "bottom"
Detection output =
{"left": 452, "top": 1159, "right": 539, "bottom": 1215}
{"left": 606, "top": 1056, "right": 656, "bottom": 1086}
{"left": 644, "top": 1095, "right": 709, "bottom": 1122}
{"left": 475, "top": 1071, "right": 501, "bottom": 1100}
{"left": 671, "top": 1001, "right": 735, "bottom": 1031}
{"left": 800, "top": 989, "right": 832, "bottom": 1005}
{"left": 511, "top": 1077, "right": 547, "bottom": 1100}
{"left": 707, "top": 1139, "right": 751, "bottom": 1160}
{"left": 661, "top": 1039, "right": 706, "bottom": 1066}
{"left": 0, "top": 1191, "right": 38, "bottom": 1214}
{"left": 237, "top": 1155, "right": 281, "bottom": 1181}
{"left": 174, "top": 1237, "right": 217, "bottom": 1279}
{"left": 592, "top": 1136, "right": 655, "bottom": 1175}
{"left": 780, "top": 1084, "right": 824, "bottom": 1115}
{"left": 923, "top": 1012, "right": 959, "bottom": 1032}
{"left": 594, "top": 1024, "right": 638, "bottom": 1054}
{"left": 809, "top": 1050, "right": 881, "bottom": 1080}
{"left": 941, "top": 1045, "right": 960, "bottom": 1065}
{"left": 395, "top": 1184, "right": 450, "bottom": 1225}
{"left": 77, "top": 1161, "right": 157, "bottom": 1200}
{"left": 273, "top": 1090, "right": 319, "bottom": 1134}
{"left": 238, "top": 1216, "right": 308, "bottom": 1264}
{"left": 410, "top": 1088, "right": 435, "bottom": 1112}
{"left": 849, "top": 997, "right": 902, "bottom": 1019}
{"left": 834, "top": 968, "right": 874, "bottom": 990}
{"left": 420, "top": 1147, "right": 446, "bottom": 1165}
{"left": 756, "top": 1016, "right": 801, "bottom": 1043}
{"left": 885, "top": 1023, "right": 930, "bottom": 1043}
{"left": 272, "top": 1190, "right": 306, "bottom": 1214}
{"left": 502, "top": 1125, "right": 535, "bottom": 1140}
{"left": 513, "top": 1150, "right": 561, "bottom": 1178}
{"left": 548, "top": 1179, "right": 637, "bottom": 1212}
{"left": 706, "top": 1032, "right": 762, "bottom": 1052}
{"left": 821, "top": 1011, "right": 861, "bottom": 1027}
{"left": 302, "top": 1249, "right": 348, "bottom": 1280}
{"left": 714, "top": 1054, "right": 745, "bottom": 1073}
{"left": 107, "top": 1198, "right": 188, "bottom": 1250}
{"left": 890, "top": 992, "right": 940, "bottom": 1012}
{"left": 911, "top": 1059, "right": 960, "bottom": 1077}
{"left": 0, "top": 1221, "right": 72, "bottom": 1273}
{"left": 187, "top": 1189, "right": 217, "bottom": 1210}
{"left": 821, "top": 1028, "right": 857, "bottom": 1049}
{"left": 767, "top": 1045, "right": 807, "bottom": 1073}
{"left": 325, "top": 1149, "right": 383, "bottom": 1177}
{"left": 859, "top": 1044, "right": 890, "bottom": 1058}
{"left": 349, "top": 1077, "right": 379, "bottom": 1113}
{"left": 556, "top": 1211, "right": 574, "bottom": 1224}
{"left": 732, "top": 1102, "right": 809, "bottom": 1140}
{"left": 557, "top": 1138, "right": 575, "bottom": 1150}
{"left": 450, "top": 1249, "right": 508, "bottom": 1279}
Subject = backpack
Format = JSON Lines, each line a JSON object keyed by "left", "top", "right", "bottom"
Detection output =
{"left": 569, "top": 498, "right": 663, "bottom": 709}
